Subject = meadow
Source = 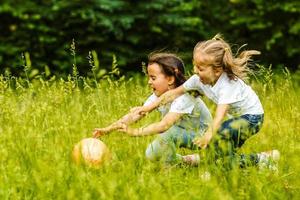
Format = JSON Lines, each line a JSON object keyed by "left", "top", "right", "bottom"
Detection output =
{"left": 0, "top": 67, "right": 299, "bottom": 199}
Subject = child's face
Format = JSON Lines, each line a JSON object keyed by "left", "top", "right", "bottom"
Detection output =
{"left": 147, "top": 63, "right": 173, "bottom": 97}
{"left": 193, "top": 64, "right": 222, "bottom": 86}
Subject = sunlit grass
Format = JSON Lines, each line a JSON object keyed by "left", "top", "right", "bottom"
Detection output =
{"left": 0, "top": 70, "right": 299, "bottom": 199}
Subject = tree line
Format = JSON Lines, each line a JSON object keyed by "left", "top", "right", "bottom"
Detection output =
{"left": 0, "top": 0, "right": 299, "bottom": 77}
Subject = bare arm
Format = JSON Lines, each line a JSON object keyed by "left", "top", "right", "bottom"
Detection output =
{"left": 193, "top": 104, "right": 229, "bottom": 148}
{"left": 93, "top": 110, "right": 144, "bottom": 138}
{"left": 210, "top": 104, "right": 229, "bottom": 134}
{"left": 137, "top": 85, "right": 185, "bottom": 114}
{"left": 119, "top": 112, "right": 183, "bottom": 136}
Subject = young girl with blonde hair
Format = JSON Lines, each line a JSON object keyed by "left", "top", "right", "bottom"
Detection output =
{"left": 135, "top": 35, "right": 279, "bottom": 169}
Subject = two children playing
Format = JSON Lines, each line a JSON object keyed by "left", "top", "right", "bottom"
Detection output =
{"left": 93, "top": 34, "right": 279, "bottom": 169}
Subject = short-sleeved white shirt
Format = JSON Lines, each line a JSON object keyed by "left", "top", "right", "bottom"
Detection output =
{"left": 144, "top": 93, "right": 212, "bottom": 132}
{"left": 183, "top": 73, "right": 264, "bottom": 116}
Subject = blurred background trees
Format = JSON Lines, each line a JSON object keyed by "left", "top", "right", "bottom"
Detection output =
{"left": 0, "top": 0, "right": 299, "bottom": 77}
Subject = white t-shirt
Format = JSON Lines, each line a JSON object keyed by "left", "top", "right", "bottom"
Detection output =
{"left": 183, "top": 73, "right": 264, "bottom": 116}
{"left": 144, "top": 93, "right": 212, "bottom": 133}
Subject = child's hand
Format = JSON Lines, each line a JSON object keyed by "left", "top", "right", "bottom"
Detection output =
{"left": 193, "top": 133, "right": 213, "bottom": 149}
{"left": 93, "top": 128, "right": 108, "bottom": 138}
{"left": 93, "top": 123, "right": 124, "bottom": 138}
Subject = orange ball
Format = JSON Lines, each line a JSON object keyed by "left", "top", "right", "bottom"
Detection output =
{"left": 72, "top": 138, "right": 111, "bottom": 167}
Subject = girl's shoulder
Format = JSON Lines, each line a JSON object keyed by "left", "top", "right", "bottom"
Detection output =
{"left": 143, "top": 93, "right": 158, "bottom": 106}
{"left": 216, "top": 73, "right": 247, "bottom": 88}
{"left": 172, "top": 93, "right": 195, "bottom": 106}
{"left": 175, "top": 93, "right": 194, "bottom": 101}
{"left": 169, "top": 93, "right": 195, "bottom": 114}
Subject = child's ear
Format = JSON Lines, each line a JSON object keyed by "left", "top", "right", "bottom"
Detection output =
{"left": 168, "top": 76, "right": 175, "bottom": 86}
{"left": 214, "top": 67, "right": 223, "bottom": 77}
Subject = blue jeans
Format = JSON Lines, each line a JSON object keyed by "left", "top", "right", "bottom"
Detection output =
{"left": 145, "top": 126, "right": 206, "bottom": 164}
{"left": 208, "top": 114, "right": 264, "bottom": 168}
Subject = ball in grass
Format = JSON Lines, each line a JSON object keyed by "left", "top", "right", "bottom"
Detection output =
{"left": 72, "top": 138, "right": 111, "bottom": 167}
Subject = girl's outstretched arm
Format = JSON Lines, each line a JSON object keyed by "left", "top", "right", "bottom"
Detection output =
{"left": 134, "top": 85, "right": 185, "bottom": 115}
{"left": 193, "top": 104, "right": 229, "bottom": 149}
{"left": 119, "top": 112, "right": 183, "bottom": 136}
{"left": 93, "top": 110, "right": 144, "bottom": 138}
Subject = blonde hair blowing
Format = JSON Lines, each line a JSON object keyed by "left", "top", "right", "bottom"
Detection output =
{"left": 193, "top": 34, "right": 260, "bottom": 81}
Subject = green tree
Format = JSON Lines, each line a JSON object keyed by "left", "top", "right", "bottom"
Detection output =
{"left": 0, "top": 0, "right": 299, "bottom": 77}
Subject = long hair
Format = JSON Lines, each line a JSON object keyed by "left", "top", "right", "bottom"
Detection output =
{"left": 148, "top": 52, "right": 186, "bottom": 87}
{"left": 193, "top": 34, "right": 260, "bottom": 81}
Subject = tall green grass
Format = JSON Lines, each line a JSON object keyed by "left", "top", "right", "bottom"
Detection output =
{"left": 0, "top": 68, "right": 299, "bottom": 199}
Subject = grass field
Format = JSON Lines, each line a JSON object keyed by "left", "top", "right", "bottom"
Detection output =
{"left": 0, "top": 69, "right": 299, "bottom": 199}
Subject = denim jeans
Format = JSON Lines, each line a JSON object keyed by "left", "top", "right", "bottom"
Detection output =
{"left": 145, "top": 126, "right": 206, "bottom": 164}
{"left": 208, "top": 114, "right": 264, "bottom": 168}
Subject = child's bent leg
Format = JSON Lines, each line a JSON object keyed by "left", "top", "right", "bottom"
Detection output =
{"left": 145, "top": 126, "right": 196, "bottom": 164}
{"left": 208, "top": 117, "right": 247, "bottom": 164}
{"left": 209, "top": 114, "right": 263, "bottom": 168}
{"left": 145, "top": 137, "right": 178, "bottom": 163}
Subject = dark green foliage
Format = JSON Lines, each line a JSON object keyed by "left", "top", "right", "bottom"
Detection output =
{"left": 0, "top": 0, "right": 299, "bottom": 76}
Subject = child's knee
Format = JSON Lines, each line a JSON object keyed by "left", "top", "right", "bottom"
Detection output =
{"left": 145, "top": 141, "right": 162, "bottom": 161}
{"left": 145, "top": 146, "right": 156, "bottom": 161}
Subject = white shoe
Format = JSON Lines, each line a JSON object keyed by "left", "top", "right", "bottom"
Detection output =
{"left": 257, "top": 150, "right": 280, "bottom": 172}
{"left": 182, "top": 154, "right": 200, "bottom": 166}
